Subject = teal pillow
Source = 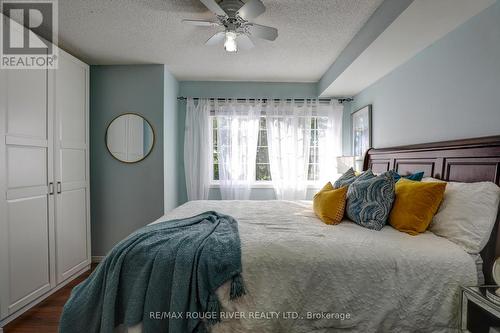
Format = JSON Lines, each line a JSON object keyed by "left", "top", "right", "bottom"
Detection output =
{"left": 346, "top": 170, "right": 397, "bottom": 230}
{"left": 393, "top": 171, "right": 424, "bottom": 182}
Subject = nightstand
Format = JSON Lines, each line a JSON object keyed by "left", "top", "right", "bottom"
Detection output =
{"left": 462, "top": 286, "right": 500, "bottom": 332}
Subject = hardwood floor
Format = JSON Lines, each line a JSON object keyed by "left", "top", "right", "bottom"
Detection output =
{"left": 3, "top": 265, "right": 95, "bottom": 333}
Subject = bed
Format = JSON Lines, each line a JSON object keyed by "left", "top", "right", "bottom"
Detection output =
{"left": 121, "top": 136, "right": 500, "bottom": 333}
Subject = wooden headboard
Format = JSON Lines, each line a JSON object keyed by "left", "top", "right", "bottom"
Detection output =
{"left": 363, "top": 135, "right": 500, "bottom": 284}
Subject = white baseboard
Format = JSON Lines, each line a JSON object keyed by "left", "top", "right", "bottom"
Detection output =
{"left": 91, "top": 256, "right": 104, "bottom": 263}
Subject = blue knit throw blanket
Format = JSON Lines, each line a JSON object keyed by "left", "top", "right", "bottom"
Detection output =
{"left": 59, "top": 211, "right": 245, "bottom": 333}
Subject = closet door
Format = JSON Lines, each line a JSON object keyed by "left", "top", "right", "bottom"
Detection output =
{"left": 0, "top": 67, "right": 55, "bottom": 316}
{"left": 52, "top": 51, "right": 90, "bottom": 284}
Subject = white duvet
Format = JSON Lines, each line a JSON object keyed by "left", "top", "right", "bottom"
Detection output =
{"left": 125, "top": 200, "right": 477, "bottom": 333}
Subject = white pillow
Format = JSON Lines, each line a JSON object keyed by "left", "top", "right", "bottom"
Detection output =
{"left": 423, "top": 178, "right": 500, "bottom": 254}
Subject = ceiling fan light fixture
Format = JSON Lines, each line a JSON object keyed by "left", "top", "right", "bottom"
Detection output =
{"left": 224, "top": 31, "right": 238, "bottom": 53}
{"left": 188, "top": 0, "right": 277, "bottom": 53}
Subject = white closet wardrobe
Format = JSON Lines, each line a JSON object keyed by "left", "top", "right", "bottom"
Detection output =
{"left": 0, "top": 49, "right": 90, "bottom": 327}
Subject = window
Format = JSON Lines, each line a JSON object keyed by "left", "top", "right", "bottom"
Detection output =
{"left": 256, "top": 117, "right": 271, "bottom": 181}
{"left": 212, "top": 117, "right": 219, "bottom": 180}
{"left": 211, "top": 116, "right": 325, "bottom": 182}
{"left": 308, "top": 117, "right": 320, "bottom": 181}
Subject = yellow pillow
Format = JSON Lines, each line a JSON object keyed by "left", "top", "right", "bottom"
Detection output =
{"left": 389, "top": 178, "right": 447, "bottom": 235}
{"left": 313, "top": 182, "right": 348, "bottom": 225}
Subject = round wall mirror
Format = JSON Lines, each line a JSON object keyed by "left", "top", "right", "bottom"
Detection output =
{"left": 106, "top": 113, "right": 154, "bottom": 163}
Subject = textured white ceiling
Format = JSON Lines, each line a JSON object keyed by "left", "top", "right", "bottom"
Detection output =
{"left": 58, "top": 0, "right": 384, "bottom": 82}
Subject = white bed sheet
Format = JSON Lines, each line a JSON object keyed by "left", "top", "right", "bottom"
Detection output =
{"left": 123, "top": 200, "right": 477, "bottom": 333}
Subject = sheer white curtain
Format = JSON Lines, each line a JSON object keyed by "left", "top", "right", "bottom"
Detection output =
{"left": 317, "top": 100, "right": 344, "bottom": 184}
{"left": 184, "top": 98, "right": 211, "bottom": 200}
{"left": 215, "top": 99, "right": 261, "bottom": 200}
{"left": 266, "top": 100, "right": 313, "bottom": 200}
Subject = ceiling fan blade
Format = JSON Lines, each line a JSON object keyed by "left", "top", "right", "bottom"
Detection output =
{"left": 205, "top": 32, "right": 225, "bottom": 46}
{"left": 237, "top": 34, "right": 255, "bottom": 50}
{"left": 248, "top": 24, "right": 278, "bottom": 41}
{"left": 182, "top": 19, "right": 220, "bottom": 27}
{"left": 200, "top": 0, "right": 226, "bottom": 16}
{"left": 237, "top": 0, "right": 265, "bottom": 20}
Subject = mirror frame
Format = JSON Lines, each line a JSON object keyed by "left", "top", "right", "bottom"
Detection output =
{"left": 105, "top": 112, "right": 156, "bottom": 164}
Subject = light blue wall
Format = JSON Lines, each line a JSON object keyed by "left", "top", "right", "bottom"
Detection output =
{"left": 344, "top": 0, "right": 500, "bottom": 154}
{"left": 90, "top": 65, "right": 178, "bottom": 256}
{"left": 164, "top": 68, "right": 180, "bottom": 212}
{"left": 179, "top": 81, "right": 319, "bottom": 99}
{"left": 177, "top": 81, "right": 320, "bottom": 202}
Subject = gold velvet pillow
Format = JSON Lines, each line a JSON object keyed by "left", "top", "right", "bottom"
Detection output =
{"left": 389, "top": 178, "right": 447, "bottom": 235}
{"left": 313, "top": 182, "right": 348, "bottom": 225}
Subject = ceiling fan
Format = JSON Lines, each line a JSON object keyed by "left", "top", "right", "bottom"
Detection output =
{"left": 182, "top": 0, "right": 278, "bottom": 53}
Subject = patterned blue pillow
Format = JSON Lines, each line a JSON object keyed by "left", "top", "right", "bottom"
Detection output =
{"left": 346, "top": 170, "right": 397, "bottom": 230}
{"left": 334, "top": 169, "right": 376, "bottom": 189}
{"left": 354, "top": 169, "right": 375, "bottom": 182}
{"left": 333, "top": 168, "right": 356, "bottom": 188}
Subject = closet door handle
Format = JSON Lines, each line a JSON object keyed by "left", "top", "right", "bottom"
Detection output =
{"left": 57, "top": 181, "right": 62, "bottom": 194}
{"left": 48, "top": 182, "right": 54, "bottom": 195}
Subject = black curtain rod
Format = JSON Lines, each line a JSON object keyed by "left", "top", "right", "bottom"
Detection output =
{"left": 177, "top": 96, "right": 354, "bottom": 103}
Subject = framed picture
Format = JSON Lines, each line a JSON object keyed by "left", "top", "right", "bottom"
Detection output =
{"left": 352, "top": 105, "right": 372, "bottom": 158}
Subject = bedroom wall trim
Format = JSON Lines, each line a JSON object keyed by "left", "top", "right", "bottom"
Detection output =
{"left": 364, "top": 135, "right": 500, "bottom": 284}
{"left": 91, "top": 256, "right": 104, "bottom": 264}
